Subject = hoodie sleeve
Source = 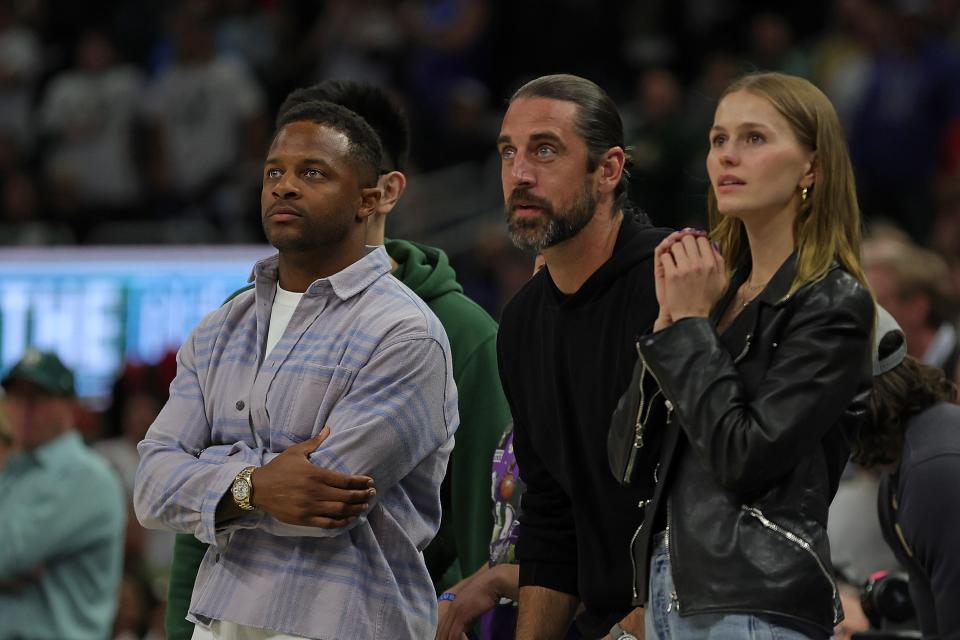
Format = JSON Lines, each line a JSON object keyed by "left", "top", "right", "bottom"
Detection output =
{"left": 446, "top": 333, "right": 513, "bottom": 579}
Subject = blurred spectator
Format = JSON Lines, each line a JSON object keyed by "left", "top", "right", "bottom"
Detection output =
{"left": 97, "top": 358, "right": 173, "bottom": 495}
{"left": 141, "top": 2, "right": 267, "bottom": 236}
{"left": 848, "top": 0, "right": 960, "bottom": 241}
{"left": 810, "top": 0, "right": 885, "bottom": 126}
{"left": 400, "top": 0, "right": 489, "bottom": 106}
{"left": 672, "top": 51, "right": 741, "bottom": 228}
{"left": 623, "top": 66, "right": 701, "bottom": 227}
{"left": 451, "top": 224, "right": 536, "bottom": 318}
{"left": 38, "top": 30, "right": 144, "bottom": 237}
{"left": 96, "top": 356, "right": 177, "bottom": 576}
{"left": 215, "top": 0, "right": 278, "bottom": 79}
{"left": 0, "top": 393, "right": 10, "bottom": 470}
{"left": 931, "top": 181, "right": 960, "bottom": 293}
{"left": 864, "top": 233, "right": 960, "bottom": 380}
{"left": 114, "top": 570, "right": 164, "bottom": 640}
{"left": 0, "top": 349, "right": 125, "bottom": 639}
{"left": 307, "top": 0, "right": 405, "bottom": 89}
{"left": 427, "top": 76, "right": 499, "bottom": 170}
{"left": 0, "top": 170, "right": 75, "bottom": 244}
{"left": 852, "top": 309, "right": 960, "bottom": 639}
{"left": 0, "top": 2, "right": 41, "bottom": 151}
{"left": 747, "top": 12, "right": 811, "bottom": 77}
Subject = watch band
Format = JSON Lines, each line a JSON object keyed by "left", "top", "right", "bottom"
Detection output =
{"left": 610, "top": 622, "right": 638, "bottom": 640}
{"left": 231, "top": 466, "right": 257, "bottom": 511}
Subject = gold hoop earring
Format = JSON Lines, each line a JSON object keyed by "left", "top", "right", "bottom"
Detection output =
{"left": 800, "top": 186, "right": 809, "bottom": 202}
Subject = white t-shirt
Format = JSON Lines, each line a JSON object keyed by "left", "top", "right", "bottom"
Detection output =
{"left": 39, "top": 66, "right": 144, "bottom": 205}
{"left": 265, "top": 284, "right": 303, "bottom": 358}
{"left": 191, "top": 619, "right": 306, "bottom": 640}
{"left": 141, "top": 55, "right": 265, "bottom": 193}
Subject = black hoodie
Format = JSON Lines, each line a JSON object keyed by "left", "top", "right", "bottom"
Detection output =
{"left": 497, "top": 215, "right": 671, "bottom": 638}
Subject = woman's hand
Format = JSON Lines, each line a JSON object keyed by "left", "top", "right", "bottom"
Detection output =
{"left": 659, "top": 230, "right": 727, "bottom": 322}
{"left": 436, "top": 564, "right": 518, "bottom": 640}
{"left": 653, "top": 236, "right": 674, "bottom": 331}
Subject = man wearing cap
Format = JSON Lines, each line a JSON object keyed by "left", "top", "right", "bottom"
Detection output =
{"left": 851, "top": 308, "right": 960, "bottom": 639}
{"left": 0, "top": 349, "right": 126, "bottom": 640}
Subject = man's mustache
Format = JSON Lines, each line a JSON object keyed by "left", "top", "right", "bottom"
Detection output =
{"left": 508, "top": 190, "right": 553, "bottom": 212}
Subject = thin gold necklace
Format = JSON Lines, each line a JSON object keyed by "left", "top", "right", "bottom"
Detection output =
{"left": 738, "top": 277, "right": 770, "bottom": 309}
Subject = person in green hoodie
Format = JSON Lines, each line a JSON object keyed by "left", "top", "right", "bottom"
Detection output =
{"left": 164, "top": 81, "right": 512, "bottom": 640}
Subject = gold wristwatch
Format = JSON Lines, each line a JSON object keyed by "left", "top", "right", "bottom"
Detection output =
{"left": 231, "top": 466, "right": 257, "bottom": 511}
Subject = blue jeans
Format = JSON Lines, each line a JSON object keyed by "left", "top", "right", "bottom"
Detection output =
{"left": 644, "top": 532, "right": 826, "bottom": 640}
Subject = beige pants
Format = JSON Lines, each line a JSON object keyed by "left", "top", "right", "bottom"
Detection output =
{"left": 191, "top": 620, "right": 307, "bottom": 640}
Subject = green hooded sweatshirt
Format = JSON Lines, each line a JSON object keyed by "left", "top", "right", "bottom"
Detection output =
{"left": 165, "top": 240, "right": 511, "bottom": 640}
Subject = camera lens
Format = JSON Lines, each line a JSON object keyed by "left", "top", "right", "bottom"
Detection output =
{"left": 861, "top": 571, "right": 915, "bottom": 627}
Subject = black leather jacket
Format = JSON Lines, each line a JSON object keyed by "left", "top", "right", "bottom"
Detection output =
{"left": 628, "top": 255, "right": 874, "bottom": 634}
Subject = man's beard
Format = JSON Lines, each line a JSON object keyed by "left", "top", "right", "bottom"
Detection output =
{"left": 505, "top": 183, "right": 597, "bottom": 252}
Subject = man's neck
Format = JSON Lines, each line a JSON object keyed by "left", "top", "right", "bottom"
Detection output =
{"left": 364, "top": 215, "right": 387, "bottom": 247}
{"left": 277, "top": 242, "right": 365, "bottom": 292}
{"left": 541, "top": 208, "right": 624, "bottom": 295}
{"left": 363, "top": 217, "right": 399, "bottom": 271}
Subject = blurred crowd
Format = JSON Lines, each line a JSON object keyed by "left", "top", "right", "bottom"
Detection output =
{"left": 1, "top": 0, "right": 959, "bottom": 316}
{"left": 2, "top": 0, "right": 960, "bottom": 638}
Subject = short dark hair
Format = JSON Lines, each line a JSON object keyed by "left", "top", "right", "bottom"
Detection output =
{"left": 275, "top": 100, "right": 384, "bottom": 186}
{"left": 278, "top": 81, "right": 410, "bottom": 173}
{"left": 510, "top": 74, "right": 634, "bottom": 205}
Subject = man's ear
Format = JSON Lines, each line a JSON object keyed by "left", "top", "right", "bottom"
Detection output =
{"left": 596, "top": 146, "right": 625, "bottom": 195}
{"left": 358, "top": 187, "right": 383, "bottom": 221}
{"left": 376, "top": 171, "right": 407, "bottom": 215}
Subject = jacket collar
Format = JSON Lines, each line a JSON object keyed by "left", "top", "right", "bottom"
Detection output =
{"left": 709, "top": 252, "right": 793, "bottom": 323}
{"left": 755, "top": 251, "right": 799, "bottom": 307}
{"left": 717, "top": 251, "right": 843, "bottom": 315}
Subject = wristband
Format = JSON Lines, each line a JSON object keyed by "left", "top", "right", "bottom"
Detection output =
{"left": 438, "top": 592, "right": 456, "bottom": 602}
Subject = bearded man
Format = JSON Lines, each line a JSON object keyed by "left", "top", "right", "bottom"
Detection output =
{"left": 494, "top": 74, "right": 671, "bottom": 640}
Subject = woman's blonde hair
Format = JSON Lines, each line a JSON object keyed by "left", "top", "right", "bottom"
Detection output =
{"left": 708, "top": 72, "right": 869, "bottom": 293}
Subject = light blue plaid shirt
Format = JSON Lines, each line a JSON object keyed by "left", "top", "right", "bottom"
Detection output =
{"left": 134, "top": 247, "right": 458, "bottom": 639}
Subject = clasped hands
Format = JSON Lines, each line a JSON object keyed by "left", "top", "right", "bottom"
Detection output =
{"left": 250, "top": 426, "right": 376, "bottom": 529}
{"left": 654, "top": 228, "right": 728, "bottom": 332}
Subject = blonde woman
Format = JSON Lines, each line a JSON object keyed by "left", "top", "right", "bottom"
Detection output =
{"left": 612, "top": 73, "right": 875, "bottom": 640}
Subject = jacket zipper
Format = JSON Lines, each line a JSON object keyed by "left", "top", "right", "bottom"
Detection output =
{"left": 623, "top": 343, "right": 649, "bottom": 483}
{"left": 742, "top": 506, "right": 842, "bottom": 625}
{"left": 624, "top": 343, "right": 670, "bottom": 483}
{"left": 629, "top": 498, "right": 652, "bottom": 600}
{"left": 635, "top": 342, "right": 674, "bottom": 419}
{"left": 665, "top": 500, "right": 679, "bottom": 612}
{"left": 733, "top": 332, "right": 753, "bottom": 364}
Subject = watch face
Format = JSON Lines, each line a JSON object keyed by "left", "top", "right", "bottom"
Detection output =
{"left": 233, "top": 480, "right": 250, "bottom": 501}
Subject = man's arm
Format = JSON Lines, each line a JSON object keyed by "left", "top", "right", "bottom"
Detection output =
{"left": 901, "top": 454, "right": 960, "bottom": 638}
{"left": 516, "top": 586, "right": 579, "bottom": 640}
{"left": 134, "top": 330, "right": 263, "bottom": 548}
{"left": 296, "top": 334, "right": 457, "bottom": 537}
{"left": 497, "top": 334, "right": 580, "bottom": 636}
